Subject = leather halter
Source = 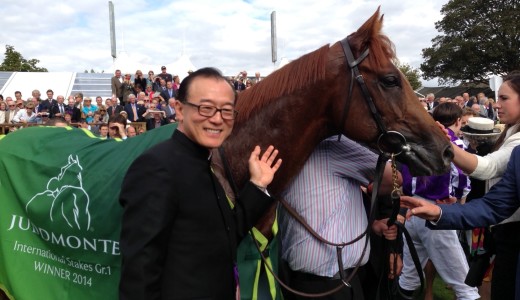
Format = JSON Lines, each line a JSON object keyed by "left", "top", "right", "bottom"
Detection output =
{"left": 338, "top": 37, "right": 409, "bottom": 156}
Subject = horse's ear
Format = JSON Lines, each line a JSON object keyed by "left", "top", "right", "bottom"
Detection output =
{"left": 350, "top": 7, "right": 384, "bottom": 50}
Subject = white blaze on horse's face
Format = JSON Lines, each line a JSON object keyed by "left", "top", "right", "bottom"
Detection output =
{"left": 176, "top": 77, "right": 236, "bottom": 149}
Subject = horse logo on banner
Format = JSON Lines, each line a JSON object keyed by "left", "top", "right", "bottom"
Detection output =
{"left": 25, "top": 155, "right": 91, "bottom": 231}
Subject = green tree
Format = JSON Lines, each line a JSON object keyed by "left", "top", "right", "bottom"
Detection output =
{"left": 0, "top": 45, "right": 48, "bottom": 72}
{"left": 396, "top": 61, "right": 422, "bottom": 90}
{"left": 420, "top": 0, "right": 520, "bottom": 85}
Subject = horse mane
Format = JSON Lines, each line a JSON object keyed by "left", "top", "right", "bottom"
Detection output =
{"left": 235, "top": 44, "right": 330, "bottom": 123}
{"left": 348, "top": 8, "right": 396, "bottom": 69}
{"left": 234, "top": 8, "right": 395, "bottom": 123}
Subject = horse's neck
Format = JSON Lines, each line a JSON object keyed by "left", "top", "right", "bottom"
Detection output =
{"left": 225, "top": 99, "right": 333, "bottom": 195}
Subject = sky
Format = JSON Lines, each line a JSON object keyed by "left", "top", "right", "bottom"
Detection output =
{"left": 0, "top": 0, "right": 448, "bottom": 86}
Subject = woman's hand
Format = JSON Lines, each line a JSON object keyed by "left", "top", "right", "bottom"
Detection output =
{"left": 248, "top": 145, "right": 282, "bottom": 189}
{"left": 400, "top": 195, "right": 442, "bottom": 221}
{"left": 436, "top": 196, "right": 457, "bottom": 204}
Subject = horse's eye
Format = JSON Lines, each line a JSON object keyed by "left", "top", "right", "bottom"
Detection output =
{"left": 381, "top": 75, "right": 399, "bottom": 87}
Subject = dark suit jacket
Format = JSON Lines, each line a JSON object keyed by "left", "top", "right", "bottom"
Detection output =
{"left": 111, "top": 76, "right": 123, "bottom": 98}
{"left": 119, "top": 130, "right": 273, "bottom": 300}
{"left": 107, "top": 105, "right": 124, "bottom": 117}
{"left": 430, "top": 145, "right": 520, "bottom": 230}
{"left": 234, "top": 81, "right": 246, "bottom": 91}
{"left": 64, "top": 105, "right": 81, "bottom": 122}
{"left": 134, "top": 77, "right": 147, "bottom": 91}
{"left": 40, "top": 99, "right": 57, "bottom": 113}
{"left": 124, "top": 103, "right": 146, "bottom": 122}
{"left": 160, "top": 89, "right": 176, "bottom": 101}
{"left": 50, "top": 103, "right": 67, "bottom": 118}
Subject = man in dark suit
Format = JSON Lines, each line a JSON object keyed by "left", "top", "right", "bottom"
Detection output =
{"left": 160, "top": 81, "right": 176, "bottom": 101}
{"left": 119, "top": 67, "right": 282, "bottom": 300}
{"left": 424, "top": 93, "right": 435, "bottom": 110}
{"left": 107, "top": 95, "right": 124, "bottom": 117}
{"left": 50, "top": 95, "right": 67, "bottom": 119}
{"left": 111, "top": 69, "right": 124, "bottom": 102}
{"left": 123, "top": 94, "right": 145, "bottom": 122}
{"left": 42, "top": 89, "right": 58, "bottom": 117}
{"left": 234, "top": 78, "right": 246, "bottom": 92}
{"left": 161, "top": 98, "right": 176, "bottom": 122}
{"left": 65, "top": 96, "right": 82, "bottom": 123}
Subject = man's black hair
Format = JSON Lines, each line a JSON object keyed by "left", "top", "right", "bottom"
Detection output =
{"left": 177, "top": 67, "right": 236, "bottom": 103}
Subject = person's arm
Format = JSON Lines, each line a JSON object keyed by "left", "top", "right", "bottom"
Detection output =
{"left": 471, "top": 133, "right": 520, "bottom": 180}
{"left": 402, "top": 147, "right": 520, "bottom": 229}
{"left": 435, "top": 121, "right": 479, "bottom": 174}
{"left": 452, "top": 143, "right": 479, "bottom": 174}
{"left": 115, "top": 123, "right": 127, "bottom": 140}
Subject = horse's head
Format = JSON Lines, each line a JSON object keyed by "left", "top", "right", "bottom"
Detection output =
{"left": 328, "top": 8, "right": 452, "bottom": 175}
{"left": 51, "top": 155, "right": 83, "bottom": 188}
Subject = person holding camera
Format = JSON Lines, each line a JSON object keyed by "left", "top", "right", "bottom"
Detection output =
{"left": 122, "top": 74, "right": 136, "bottom": 105}
{"left": 145, "top": 110, "right": 168, "bottom": 131}
{"left": 134, "top": 70, "right": 147, "bottom": 93}
{"left": 233, "top": 71, "right": 247, "bottom": 92}
{"left": 141, "top": 100, "right": 164, "bottom": 120}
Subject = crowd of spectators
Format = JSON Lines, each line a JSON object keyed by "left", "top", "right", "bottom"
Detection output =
{"left": 419, "top": 92, "right": 498, "bottom": 122}
{"left": 0, "top": 67, "right": 264, "bottom": 138}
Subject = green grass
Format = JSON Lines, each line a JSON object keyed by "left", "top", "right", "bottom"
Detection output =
{"left": 418, "top": 274, "right": 456, "bottom": 300}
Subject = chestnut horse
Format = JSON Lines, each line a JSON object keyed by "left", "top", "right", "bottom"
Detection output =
{"left": 213, "top": 9, "right": 452, "bottom": 237}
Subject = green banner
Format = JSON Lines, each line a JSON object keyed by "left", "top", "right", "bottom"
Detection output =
{"left": 0, "top": 125, "right": 176, "bottom": 300}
